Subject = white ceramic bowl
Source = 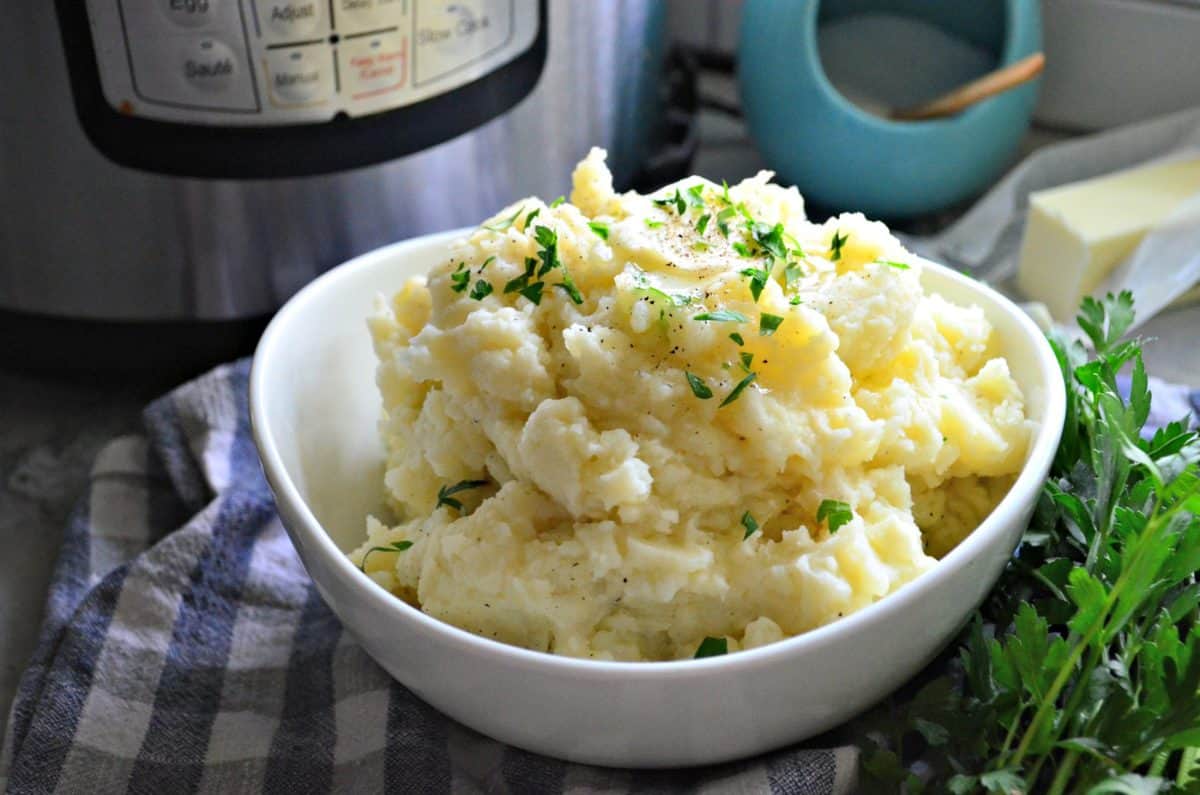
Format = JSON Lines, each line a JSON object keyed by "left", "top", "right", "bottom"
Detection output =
{"left": 250, "top": 229, "right": 1066, "bottom": 768}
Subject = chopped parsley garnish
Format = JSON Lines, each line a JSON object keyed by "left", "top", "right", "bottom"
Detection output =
{"left": 588, "top": 221, "right": 609, "bottom": 240}
{"left": 738, "top": 351, "right": 754, "bottom": 372}
{"left": 695, "top": 213, "right": 711, "bottom": 235}
{"left": 534, "top": 225, "right": 559, "bottom": 275}
{"left": 436, "top": 479, "right": 490, "bottom": 512}
{"left": 555, "top": 275, "right": 584, "bottom": 305}
{"left": 759, "top": 313, "right": 784, "bottom": 336}
{"left": 550, "top": 195, "right": 566, "bottom": 208}
{"left": 740, "top": 266, "right": 770, "bottom": 302}
{"left": 468, "top": 280, "right": 493, "bottom": 301}
{"left": 503, "top": 257, "right": 538, "bottom": 294}
{"left": 789, "top": 295, "right": 803, "bottom": 306}
{"left": 720, "top": 179, "right": 733, "bottom": 206}
{"left": 829, "top": 230, "right": 849, "bottom": 261}
{"left": 716, "top": 207, "right": 737, "bottom": 237}
{"left": 359, "top": 540, "right": 413, "bottom": 571}
{"left": 685, "top": 371, "right": 712, "bottom": 399}
{"left": 653, "top": 188, "right": 687, "bottom": 215}
{"left": 729, "top": 332, "right": 744, "bottom": 346}
{"left": 449, "top": 264, "right": 470, "bottom": 293}
{"left": 479, "top": 256, "right": 495, "bottom": 271}
{"left": 644, "top": 219, "right": 664, "bottom": 229}
{"left": 694, "top": 636, "right": 727, "bottom": 658}
{"left": 523, "top": 207, "right": 541, "bottom": 228}
{"left": 784, "top": 261, "right": 804, "bottom": 291}
{"left": 692, "top": 241, "right": 709, "bottom": 252}
{"left": 816, "top": 499, "right": 852, "bottom": 533}
{"left": 482, "top": 206, "right": 523, "bottom": 232}
{"left": 518, "top": 281, "right": 544, "bottom": 305}
{"left": 686, "top": 183, "right": 706, "bottom": 207}
{"left": 741, "top": 511, "right": 759, "bottom": 539}
{"left": 878, "top": 259, "right": 910, "bottom": 270}
{"left": 752, "top": 221, "right": 788, "bottom": 260}
{"left": 693, "top": 309, "right": 749, "bottom": 323}
{"left": 720, "top": 372, "right": 757, "bottom": 407}
{"left": 732, "top": 242, "right": 754, "bottom": 258}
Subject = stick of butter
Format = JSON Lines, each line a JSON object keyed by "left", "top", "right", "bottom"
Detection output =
{"left": 1016, "top": 157, "right": 1200, "bottom": 321}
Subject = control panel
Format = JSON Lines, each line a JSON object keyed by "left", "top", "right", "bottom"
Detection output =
{"left": 83, "top": 0, "right": 539, "bottom": 125}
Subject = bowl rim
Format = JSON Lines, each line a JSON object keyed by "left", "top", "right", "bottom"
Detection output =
{"left": 250, "top": 228, "right": 1066, "bottom": 676}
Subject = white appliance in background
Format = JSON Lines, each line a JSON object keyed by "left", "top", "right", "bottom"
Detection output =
{"left": 1035, "top": 0, "right": 1200, "bottom": 131}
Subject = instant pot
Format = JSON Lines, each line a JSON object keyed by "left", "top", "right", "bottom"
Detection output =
{"left": 0, "top": 1, "right": 691, "bottom": 373}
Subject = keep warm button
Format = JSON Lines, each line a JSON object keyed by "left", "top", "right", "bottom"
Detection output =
{"left": 341, "top": 33, "right": 408, "bottom": 99}
{"left": 181, "top": 38, "right": 238, "bottom": 93}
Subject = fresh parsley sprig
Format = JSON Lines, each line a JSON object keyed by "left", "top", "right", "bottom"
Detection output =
{"left": 359, "top": 540, "right": 413, "bottom": 572}
{"left": 859, "top": 291, "right": 1200, "bottom": 794}
{"left": 436, "top": 479, "right": 490, "bottom": 513}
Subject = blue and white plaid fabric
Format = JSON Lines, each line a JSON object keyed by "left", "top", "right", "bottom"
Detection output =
{"left": 0, "top": 360, "right": 861, "bottom": 795}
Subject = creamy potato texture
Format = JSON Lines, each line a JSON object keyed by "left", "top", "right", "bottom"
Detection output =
{"left": 351, "top": 149, "right": 1034, "bottom": 661}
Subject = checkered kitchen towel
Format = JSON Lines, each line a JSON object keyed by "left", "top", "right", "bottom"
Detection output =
{"left": 1, "top": 360, "right": 862, "bottom": 795}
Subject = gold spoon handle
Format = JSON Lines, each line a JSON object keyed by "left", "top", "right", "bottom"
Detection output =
{"left": 889, "top": 52, "right": 1045, "bottom": 122}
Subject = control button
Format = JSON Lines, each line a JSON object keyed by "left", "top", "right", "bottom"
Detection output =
{"left": 181, "top": 38, "right": 238, "bottom": 92}
{"left": 414, "top": 0, "right": 512, "bottom": 86}
{"left": 163, "top": 0, "right": 220, "bottom": 29}
{"left": 256, "top": 0, "right": 324, "bottom": 39}
{"left": 340, "top": 32, "right": 408, "bottom": 98}
{"left": 266, "top": 47, "right": 332, "bottom": 105}
{"left": 337, "top": 0, "right": 408, "bottom": 34}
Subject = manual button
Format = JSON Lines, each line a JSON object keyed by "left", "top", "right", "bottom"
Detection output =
{"left": 181, "top": 38, "right": 238, "bottom": 92}
{"left": 266, "top": 46, "right": 332, "bottom": 105}
{"left": 255, "top": 0, "right": 324, "bottom": 40}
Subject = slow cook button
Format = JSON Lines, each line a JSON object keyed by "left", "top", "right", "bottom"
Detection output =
{"left": 255, "top": 0, "right": 323, "bottom": 39}
{"left": 181, "top": 38, "right": 238, "bottom": 92}
{"left": 163, "top": 0, "right": 220, "bottom": 29}
{"left": 341, "top": 33, "right": 408, "bottom": 97}
{"left": 266, "top": 47, "right": 330, "bottom": 104}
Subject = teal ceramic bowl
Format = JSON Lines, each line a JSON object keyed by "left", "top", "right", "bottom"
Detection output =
{"left": 738, "top": 0, "right": 1041, "bottom": 219}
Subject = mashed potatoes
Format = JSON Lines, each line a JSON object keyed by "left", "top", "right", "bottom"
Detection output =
{"left": 351, "top": 149, "right": 1034, "bottom": 661}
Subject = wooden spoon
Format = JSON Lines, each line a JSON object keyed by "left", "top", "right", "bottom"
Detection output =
{"left": 889, "top": 52, "right": 1045, "bottom": 122}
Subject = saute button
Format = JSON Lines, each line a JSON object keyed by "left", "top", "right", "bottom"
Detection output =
{"left": 163, "top": 0, "right": 220, "bottom": 29}
{"left": 181, "top": 38, "right": 238, "bottom": 92}
{"left": 256, "top": 0, "right": 324, "bottom": 39}
{"left": 266, "top": 47, "right": 331, "bottom": 104}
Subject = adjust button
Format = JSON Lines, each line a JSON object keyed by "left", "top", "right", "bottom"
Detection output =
{"left": 181, "top": 38, "right": 238, "bottom": 93}
{"left": 255, "top": 0, "right": 324, "bottom": 40}
{"left": 162, "top": 0, "right": 221, "bottom": 29}
{"left": 266, "top": 47, "right": 332, "bottom": 105}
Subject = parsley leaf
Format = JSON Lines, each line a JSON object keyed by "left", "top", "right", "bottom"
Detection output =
{"left": 752, "top": 221, "right": 787, "bottom": 260}
{"left": 645, "top": 218, "right": 664, "bottom": 229}
{"left": 479, "top": 256, "right": 495, "bottom": 271}
{"left": 740, "top": 267, "right": 770, "bottom": 302}
{"left": 588, "top": 221, "right": 609, "bottom": 240}
{"left": 360, "top": 540, "right": 414, "bottom": 571}
{"left": 789, "top": 295, "right": 803, "bottom": 306}
{"left": 759, "top": 313, "right": 784, "bottom": 336}
{"left": 717, "top": 207, "right": 737, "bottom": 237}
{"left": 550, "top": 195, "right": 565, "bottom": 208}
{"left": 741, "top": 511, "right": 759, "bottom": 539}
{"left": 694, "top": 636, "right": 727, "bottom": 658}
{"left": 653, "top": 188, "right": 687, "bottom": 215}
{"left": 518, "top": 281, "right": 544, "bottom": 305}
{"left": 468, "top": 280, "right": 493, "bottom": 301}
{"left": 816, "top": 499, "right": 852, "bottom": 533}
{"left": 732, "top": 242, "right": 754, "bottom": 258}
{"left": 436, "top": 479, "right": 490, "bottom": 513}
{"left": 729, "top": 332, "right": 745, "bottom": 346}
{"left": 829, "top": 230, "right": 849, "bottom": 261}
{"left": 784, "top": 261, "right": 804, "bottom": 291}
{"left": 739, "top": 351, "right": 754, "bottom": 372}
{"left": 719, "top": 372, "right": 757, "bottom": 407}
{"left": 692, "top": 241, "right": 710, "bottom": 252}
{"left": 449, "top": 264, "right": 470, "bottom": 293}
{"left": 685, "top": 372, "right": 712, "bottom": 399}
{"left": 686, "top": 183, "right": 706, "bottom": 207}
{"left": 694, "top": 310, "right": 749, "bottom": 323}
{"left": 696, "top": 213, "right": 711, "bottom": 235}
{"left": 523, "top": 207, "right": 541, "bottom": 228}
{"left": 503, "top": 257, "right": 538, "bottom": 294}
{"left": 483, "top": 206, "right": 523, "bottom": 232}
{"left": 555, "top": 274, "right": 584, "bottom": 305}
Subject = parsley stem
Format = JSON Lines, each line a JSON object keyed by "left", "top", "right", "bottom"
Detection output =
{"left": 1045, "top": 749, "right": 1079, "bottom": 795}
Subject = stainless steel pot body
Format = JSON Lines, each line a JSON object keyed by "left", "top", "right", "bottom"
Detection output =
{"left": 0, "top": 1, "right": 664, "bottom": 321}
